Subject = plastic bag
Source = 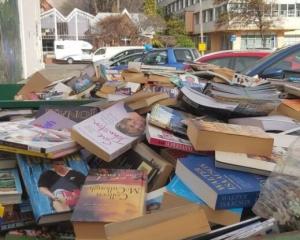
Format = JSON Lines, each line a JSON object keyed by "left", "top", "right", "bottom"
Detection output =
{"left": 252, "top": 137, "right": 300, "bottom": 230}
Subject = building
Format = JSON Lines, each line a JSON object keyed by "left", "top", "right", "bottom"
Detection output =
{"left": 41, "top": 8, "right": 95, "bottom": 52}
{"left": 158, "top": 0, "right": 300, "bottom": 51}
{"left": 41, "top": 8, "right": 155, "bottom": 52}
{"left": 0, "top": 0, "right": 44, "bottom": 83}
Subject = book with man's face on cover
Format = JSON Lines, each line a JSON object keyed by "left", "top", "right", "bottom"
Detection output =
{"left": 71, "top": 102, "right": 146, "bottom": 162}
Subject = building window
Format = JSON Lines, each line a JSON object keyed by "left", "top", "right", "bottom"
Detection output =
{"left": 185, "top": 0, "right": 189, "bottom": 8}
{"left": 202, "top": 10, "right": 206, "bottom": 23}
{"left": 241, "top": 34, "right": 276, "bottom": 49}
{"left": 297, "top": 4, "right": 300, "bottom": 16}
{"left": 194, "top": 12, "right": 200, "bottom": 24}
{"left": 272, "top": 4, "right": 279, "bottom": 16}
{"left": 215, "top": 6, "right": 221, "bottom": 20}
{"left": 207, "top": 8, "right": 213, "bottom": 21}
{"left": 180, "top": 0, "right": 183, "bottom": 9}
{"left": 280, "top": 4, "right": 287, "bottom": 16}
{"left": 288, "top": 4, "right": 295, "bottom": 17}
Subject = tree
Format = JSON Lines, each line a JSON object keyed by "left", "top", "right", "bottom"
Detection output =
{"left": 216, "top": 0, "right": 276, "bottom": 47}
{"left": 95, "top": 14, "right": 140, "bottom": 46}
{"left": 144, "top": 0, "right": 157, "bottom": 16}
{"left": 175, "top": 35, "right": 195, "bottom": 48}
{"left": 165, "top": 17, "right": 186, "bottom": 36}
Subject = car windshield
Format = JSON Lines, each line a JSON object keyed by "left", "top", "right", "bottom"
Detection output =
{"left": 242, "top": 45, "right": 291, "bottom": 74}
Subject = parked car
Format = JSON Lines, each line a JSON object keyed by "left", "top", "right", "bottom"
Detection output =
{"left": 196, "top": 50, "right": 271, "bottom": 72}
{"left": 108, "top": 48, "right": 200, "bottom": 70}
{"left": 244, "top": 43, "right": 300, "bottom": 79}
{"left": 95, "top": 48, "right": 145, "bottom": 66}
{"left": 109, "top": 52, "right": 145, "bottom": 70}
{"left": 92, "top": 46, "right": 144, "bottom": 63}
{"left": 54, "top": 40, "right": 93, "bottom": 64}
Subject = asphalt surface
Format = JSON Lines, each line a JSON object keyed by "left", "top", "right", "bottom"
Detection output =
{"left": 39, "top": 63, "right": 91, "bottom": 82}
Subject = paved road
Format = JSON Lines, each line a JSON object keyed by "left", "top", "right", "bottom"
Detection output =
{"left": 39, "top": 63, "right": 91, "bottom": 82}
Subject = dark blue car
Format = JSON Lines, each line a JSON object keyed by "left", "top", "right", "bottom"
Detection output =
{"left": 243, "top": 43, "right": 300, "bottom": 79}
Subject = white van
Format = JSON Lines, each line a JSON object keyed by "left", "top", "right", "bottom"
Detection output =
{"left": 54, "top": 40, "right": 93, "bottom": 64}
{"left": 92, "top": 46, "right": 144, "bottom": 63}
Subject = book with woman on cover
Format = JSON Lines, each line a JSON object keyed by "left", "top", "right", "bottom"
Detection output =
{"left": 71, "top": 102, "right": 146, "bottom": 162}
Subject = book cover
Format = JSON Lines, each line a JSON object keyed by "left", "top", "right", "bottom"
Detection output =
{"left": 71, "top": 102, "right": 146, "bottom": 161}
{"left": 0, "top": 120, "right": 77, "bottom": 154}
{"left": 0, "top": 168, "right": 22, "bottom": 205}
{"left": 31, "top": 110, "right": 76, "bottom": 131}
{"left": 17, "top": 153, "right": 89, "bottom": 224}
{"left": 146, "top": 115, "right": 195, "bottom": 153}
{"left": 149, "top": 104, "right": 193, "bottom": 136}
{"left": 0, "top": 152, "right": 17, "bottom": 170}
{"left": 166, "top": 176, "right": 242, "bottom": 225}
{"left": 71, "top": 169, "right": 147, "bottom": 223}
{"left": 187, "top": 120, "right": 274, "bottom": 156}
{"left": 35, "top": 106, "right": 100, "bottom": 123}
{"left": 0, "top": 200, "right": 35, "bottom": 232}
{"left": 176, "top": 155, "right": 266, "bottom": 209}
{"left": 228, "top": 115, "right": 299, "bottom": 132}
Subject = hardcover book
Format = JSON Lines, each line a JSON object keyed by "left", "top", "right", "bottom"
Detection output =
{"left": 149, "top": 104, "right": 194, "bottom": 136}
{"left": 71, "top": 102, "right": 146, "bottom": 162}
{"left": 0, "top": 119, "right": 78, "bottom": 156}
{"left": 17, "top": 153, "right": 89, "bottom": 224}
{"left": 146, "top": 116, "right": 195, "bottom": 153}
{"left": 187, "top": 120, "right": 274, "bottom": 156}
{"left": 0, "top": 152, "right": 17, "bottom": 170}
{"left": 175, "top": 154, "right": 266, "bottom": 209}
{"left": 0, "top": 168, "right": 22, "bottom": 205}
{"left": 71, "top": 169, "right": 147, "bottom": 240}
{"left": 278, "top": 99, "right": 300, "bottom": 121}
{"left": 166, "top": 176, "right": 242, "bottom": 226}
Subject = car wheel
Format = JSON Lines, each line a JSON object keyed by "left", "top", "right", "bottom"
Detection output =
{"left": 67, "top": 58, "right": 74, "bottom": 64}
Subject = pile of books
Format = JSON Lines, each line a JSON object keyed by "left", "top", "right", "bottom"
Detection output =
{"left": 1, "top": 62, "right": 300, "bottom": 239}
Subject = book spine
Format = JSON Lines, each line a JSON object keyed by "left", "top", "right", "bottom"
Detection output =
{"left": 216, "top": 192, "right": 260, "bottom": 209}
{"left": 149, "top": 137, "right": 194, "bottom": 153}
{"left": 0, "top": 139, "right": 34, "bottom": 152}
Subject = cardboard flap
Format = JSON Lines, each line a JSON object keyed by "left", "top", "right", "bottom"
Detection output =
{"left": 16, "top": 72, "right": 52, "bottom": 100}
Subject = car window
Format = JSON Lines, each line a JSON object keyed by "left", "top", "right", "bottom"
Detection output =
{"left": 206, "top": 57, "right": 233, "bottom": 69}
{"left": 112, "top": 54, "right": 143, "bottom": 66}
{"left": 142, "top": 51, "right": 168, "bottom": 65}
{"left": 94, "top": 48, "right": 106, "bottom": 55}
{"left": 268, "top": 49, "right": 300, "bottom": 71}
{"left": 192, "top": 49, "right": 201, "bottom": 59}
{"left": 234, "top": 57, "right": 261, "bottom": 72}
{"left": 174, "top": 49, "right": 194, "bottom": 62}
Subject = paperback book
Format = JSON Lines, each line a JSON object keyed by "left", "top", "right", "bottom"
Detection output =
{"left": 0, "top": 119, "right": 78, "bottom": 156}
{"left": 17, "top": 153, "right": 89, "bottom": 224}
{"left": 0, "top": 168, "right": 22, "bottom": 205}
{"left": 146, "top": 115, "right": 195, "bottom": 153}
{"left": 71, "top": 169, "right": 147, "bottom": 239}
{"left": 71, "top": 102, "right": 146, "bottom": 162}
{"left": 175, "top": 154, "right": 266, "bottom": 209}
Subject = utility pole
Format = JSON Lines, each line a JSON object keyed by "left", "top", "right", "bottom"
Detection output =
{"left": 117, "top": 0, "right": 120, "bottom": 13}
{"left": 199, "top": 0, "right": 205, "bottom": 55}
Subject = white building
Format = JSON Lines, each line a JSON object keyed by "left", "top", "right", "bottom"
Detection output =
{"left": 41, "top": 8, "right": 94, "bottom": 52}
{"left": 158, "top": 0, "right": 300, "bottom": 51}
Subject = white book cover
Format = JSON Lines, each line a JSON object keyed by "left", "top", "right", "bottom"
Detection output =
{"left": 72, "top": 102, "right": 146, "bottom": 158}
{"left": 0, "top": 119, "right": 75, "bottom": 153}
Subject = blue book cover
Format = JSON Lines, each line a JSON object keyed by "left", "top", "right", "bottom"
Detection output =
{"left": 176, "top": 155, "right": 266, "bottom": 209}
{"left": 167, "top": 176, "right": 242, "bottom": 215}
{"left": 0, "top": 168, "right": 22, "bottom": 204}
{"left": 17, "top": 153, "right": 89, "bottom": 224}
